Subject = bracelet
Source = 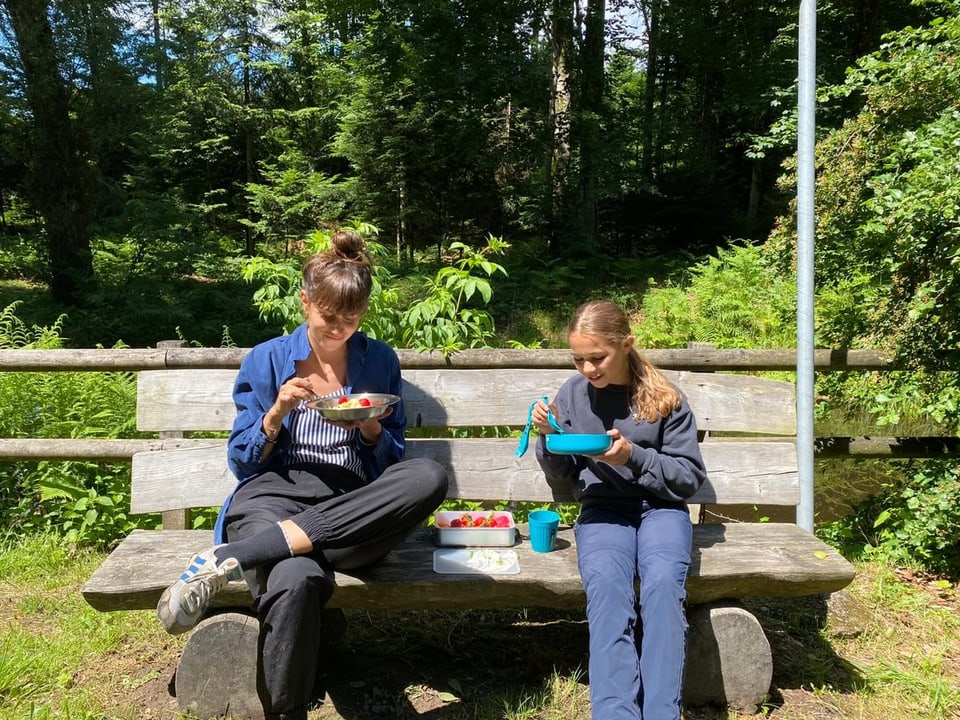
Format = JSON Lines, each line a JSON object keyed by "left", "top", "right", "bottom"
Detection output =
{"left": 359, "top": 434, "right": 377, "bottom": 447}
{"left": 264, "top": 427, "right": 280, "bottom": 443}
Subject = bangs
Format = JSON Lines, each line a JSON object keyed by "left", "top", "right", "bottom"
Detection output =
{"left": 310, "top": 263, "right": 371, "bottom": 316}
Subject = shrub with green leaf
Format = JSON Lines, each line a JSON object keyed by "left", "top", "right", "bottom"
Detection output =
{"left": 632, "top": 242, "right": 797, "bottom": 350}
{"left": 820, "top": 460, "right": 960, "bottom": 576}
{"left": 397, "top": 237, "right": 508, "bottom": 353}
{"left": 239, "top": 225, "right": 509, "bottom": 354}
{"left": 0, "top": 302, "right": 151, "bottom": 548}
{"left": 767, "top": 6, "right": 960, "bottom": 574}
{"left": 771, "top": 7, "right": 960, "bottom": 378}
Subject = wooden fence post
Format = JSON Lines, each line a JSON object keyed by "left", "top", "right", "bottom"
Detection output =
{"left": 156, "top": 340, "right": 191, "bottom": 531}
{"left": 685, "top": 342, "right": 716, "bottom": 525}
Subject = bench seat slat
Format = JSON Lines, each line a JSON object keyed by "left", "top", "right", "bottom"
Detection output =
{"left": 80, "top": 523, "right": 854, "bottom": 613}
{"left": 137, "top": 369, "right": 796, "bottom": 436}
{"left": 129, "top": 440, "right": 799, "bottom": 514}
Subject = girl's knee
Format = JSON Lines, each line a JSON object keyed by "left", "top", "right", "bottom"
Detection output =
{"left": 639, "top": 549, "right": 690, "bottom": 586}
{"left": 580, "top": 555, "right": 635, "bottom": 594}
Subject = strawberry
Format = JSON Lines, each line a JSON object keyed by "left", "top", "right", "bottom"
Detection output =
{"left": 494, "top": 515, "right": 511, "bottom": 528}
{"left": 359, "top": 398, "right": 372, "bottom": 407}
{"left": 337, "top": 396, "right": 350, "bottom": 405}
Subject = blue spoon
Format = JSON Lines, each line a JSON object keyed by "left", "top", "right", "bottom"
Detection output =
{"left": 544, "top": 396, "right": 565, "bottom": 435}
{"left": 515, "top": 396, "right": 563, "bottom": 457}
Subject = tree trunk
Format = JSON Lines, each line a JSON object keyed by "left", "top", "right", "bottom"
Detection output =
{"left": 152, "top": 0, "right": 163, "bottom": 91}
{"left": 747, "top": 159, "right": 762, "bottom": 238}
{"left": 242, "top": 21, "right": 255, "bottom": 256}
{"left": 5, "top": 0, "right": 97, "bottom": 305}
{"left": 548, "top": 0, "right": 574, "bottom": 255}
{"left": 580, "top": 0, "right": 605, "bottom": 248}
{"left": 640, "top": 0, "right": 660, "bottom": 182}
{"left": 397, "top": 177, "right": 405, "bottom": 263}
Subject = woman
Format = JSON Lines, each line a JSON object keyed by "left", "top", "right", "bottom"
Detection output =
{"left": 156, "top": 231, "right": 449, "bottom": 720}
{"left": 532, "top": 300, "right": 707, "bottom": 720}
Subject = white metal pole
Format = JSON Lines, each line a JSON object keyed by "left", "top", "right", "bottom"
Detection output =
{"left": 796, "top": 0, "right": 817, "bottom": 532}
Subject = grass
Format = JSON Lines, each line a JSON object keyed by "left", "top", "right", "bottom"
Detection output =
{"left": 1, "top": 536, "right": 958, "bottom": 719}
{"left": 0, "top": 536, "right": 188, "bottom": 718}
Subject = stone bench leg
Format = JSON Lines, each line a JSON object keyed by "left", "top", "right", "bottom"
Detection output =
{"left": 683, "top": 602, "right": 773, "bottom": 714}
{"left": 176, "top": 605, "right": 771, "bottom": 718}
{"left": 176, "top": 611, "right": 264, "bottom": 720}
{"left": 174, "top": 608, "right": 348, "bottom": 720}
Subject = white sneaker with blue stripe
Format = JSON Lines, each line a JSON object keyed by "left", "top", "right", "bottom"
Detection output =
{"left": 156, "top": 545, "right": 243, "bottom": 635}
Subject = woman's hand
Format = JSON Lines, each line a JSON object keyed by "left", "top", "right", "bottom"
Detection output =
{"left": 274, "top": 377, "right": 316, "bottom": 416}
{"left": 263, "top": 377, "right": 316, "bottom": 438}
{"left": 325, "top": 405, "right": 394, "bottom": 433}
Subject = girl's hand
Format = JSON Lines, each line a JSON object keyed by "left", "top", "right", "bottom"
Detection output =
{"left": 593, "top": 429, "right": 632, "bottom": 465}
{"left": 531, "top": 399, "right": 559, "bottom": 434}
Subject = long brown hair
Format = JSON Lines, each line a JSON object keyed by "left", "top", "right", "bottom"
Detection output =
{"left": 302, "top": 231, "right": 373, "bottom": 316}
{"left": 567, "top": 300, "right": 681, "bottom": 422}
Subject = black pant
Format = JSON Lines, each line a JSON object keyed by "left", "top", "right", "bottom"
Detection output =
{"left": 224, "top": 457, "right": 448, "bottom": 717}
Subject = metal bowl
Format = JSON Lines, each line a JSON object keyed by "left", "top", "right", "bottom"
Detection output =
{"left": 544, "top": 433, "right": 613, "bottom": 455}
{"left": 306, "top": 393, "right": 400, "bottom": 421}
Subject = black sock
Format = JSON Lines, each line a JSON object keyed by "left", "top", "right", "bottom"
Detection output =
{"left": 215, "top": 522, "right": 292, "bottom": 569}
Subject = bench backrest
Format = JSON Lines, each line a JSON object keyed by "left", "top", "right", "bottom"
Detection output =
{"left": 132, "top": 368, "right": 798, "bottom": 520}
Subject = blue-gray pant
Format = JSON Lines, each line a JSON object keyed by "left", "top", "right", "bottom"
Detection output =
{"left": 575, "top": 501, "right": 692, "bottom": 720}
{"left": 224, "top": 457, "right": 448, "bottom": 718}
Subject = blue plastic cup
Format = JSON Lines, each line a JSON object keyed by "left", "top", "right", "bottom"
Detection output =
{"left": 528, "top": 509, "right": 560, "bottom": 553}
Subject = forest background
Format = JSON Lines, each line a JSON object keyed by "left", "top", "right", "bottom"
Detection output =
{"left": 1, "top": 1, "right": 960, "bottom": 717}
{"left": 1, "top": 0, "right": 959, "bottom": 588}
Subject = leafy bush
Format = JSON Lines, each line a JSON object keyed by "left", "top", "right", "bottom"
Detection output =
{"left": 396, "top": 237, "right": 509, "bottom": 353}
{"left": 0, "top": 233, "right": 47, "bottom": 281}
{"left": 239, "top": 224, "right": 510, "bottom": 354}
{"left": 770, "top": 9, "right": 960, "bottom": 377}
{"left": 0, "top": 302, "right": 153, "bottom": 548}
{"left": 820, "top": 460, "right": 960, "bottom": 576}
{"left": 632, "top": 242, "right": 797, "bottom": 349}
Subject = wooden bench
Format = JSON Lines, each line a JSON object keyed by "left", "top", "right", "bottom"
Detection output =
{"left": 80, "top": 362, "right": 855, "bottom": 719}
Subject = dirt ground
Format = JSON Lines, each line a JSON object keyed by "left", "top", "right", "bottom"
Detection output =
{"left": 122, "top": 607, "right": 592, "bottom": 719}
{"left": 117, "top": 604, "right": 849, "bottom": 719}
{"left": 115, "top": 568, "right": 959, "bottom": 720}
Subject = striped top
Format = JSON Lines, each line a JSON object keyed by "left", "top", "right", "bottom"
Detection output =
{"left": 287, "top": 391, "right": 366, "bottom": 480}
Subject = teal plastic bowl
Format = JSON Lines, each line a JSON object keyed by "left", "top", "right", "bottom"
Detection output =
{"left": 545, "top": 433, "right": 613, "bottom": 455}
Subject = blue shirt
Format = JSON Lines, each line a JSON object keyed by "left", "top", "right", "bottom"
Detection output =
{"left": 214, "top": 324, "right": 406, "bottom": 542}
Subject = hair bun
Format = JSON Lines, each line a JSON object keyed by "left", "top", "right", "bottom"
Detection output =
{"left": 331, "top": 231, "right": 366, "bottom": 261}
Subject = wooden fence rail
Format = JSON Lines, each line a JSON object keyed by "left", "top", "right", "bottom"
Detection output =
{"left": 0, "top": 345, "right": 956, "bottom": 461}
{"left": 0, "top": 346, "right": 894, "bottom": 372}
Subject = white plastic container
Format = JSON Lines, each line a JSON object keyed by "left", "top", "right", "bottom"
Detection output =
{"left": 432, "top": 511, "right": 517, "bottom": 547}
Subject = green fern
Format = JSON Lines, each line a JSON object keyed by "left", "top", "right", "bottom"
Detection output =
{"left": 0, "top": 302, "right": 67, "bottom": 349}
{"left": 0, "top": 304, "right": 144, "bottom": 548}
{"left": 631, "top": 243, "right": 796, "bottom": 350}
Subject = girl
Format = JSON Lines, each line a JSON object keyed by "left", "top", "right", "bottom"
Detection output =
{"left": 533, "top": 300, "right": 707, "bottom": 720}
{"left": 156, "top": 231, "right": 449, "bottom": 720}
